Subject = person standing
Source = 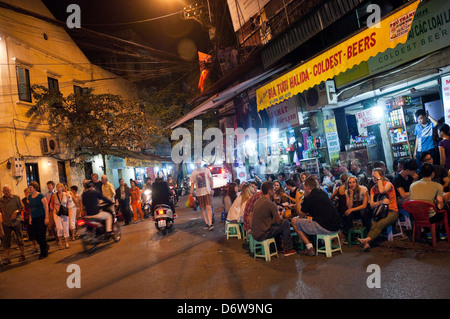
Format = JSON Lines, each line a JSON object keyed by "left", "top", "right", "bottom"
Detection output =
{"left": 22, "top": 188, "right": 38, "bottom": 252}
{"left": 101, "top": 175, "right": 116, "bottom": 202}
{"left": 130, "top": 180, "right": 144, "bottom": 223}
{"left": 414, "top": 109, "right": 438, "bottom": 165}
{"left": 44, "top": 181, "right": 57, "bottom": 245}
{"left": 50, "top": 183, "right": 73, "bottom": 249}
{"left": 91, "top": 173, "right": 103, "bottom": 193}
{"left": 115, "top": 179, "right": 132, "bottom": 225}
{"left": 28, "top": 181, "right": 49, "bottom": 260}
{"left": 0, "top": 185, "right": 25, "bottom": 264}
{"left": 190, "top": 163, "right": 214, "bottom": 231}
{"left": 438, "top": 124, "right": 450, "bottom": 170}
{"left": 69, "top": 185, "right": 81, "bottom": 240}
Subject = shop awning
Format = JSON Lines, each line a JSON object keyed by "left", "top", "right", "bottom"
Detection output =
{"left": 256, "top": 0, "right": 420, "bottom": 112}
{"left": 168, "top": 65, "right": 290, "bottom": 129}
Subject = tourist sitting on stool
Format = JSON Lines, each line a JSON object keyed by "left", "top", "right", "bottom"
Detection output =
{"left": 251, "top": 181, "right": 297, "bottom": 257}
{"left": 342, "top": 176, "right": 370, "bottom": 242}
{"left": 357, "top": 168, "right": 399, "bottom": 251}
{"left": 292, "top": 176, "right": 341, "bottom": 256}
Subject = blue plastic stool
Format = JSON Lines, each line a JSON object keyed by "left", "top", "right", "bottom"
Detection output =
{"left": 221, "top": 211, "right": 227, "bottom": 222}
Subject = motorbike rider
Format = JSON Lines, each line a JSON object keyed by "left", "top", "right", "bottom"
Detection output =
{"left": 151, "top": 171, "right": 177, "bottom": 219}
{"left": 82, "top": 180, "right": 114, "bottom": 237}
{"left": 167, "top": 175, "right": 178, "bottom": 202}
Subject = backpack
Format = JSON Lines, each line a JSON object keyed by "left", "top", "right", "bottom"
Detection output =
{"left": 373, "top": 193, "right": 389, "bottom": 221}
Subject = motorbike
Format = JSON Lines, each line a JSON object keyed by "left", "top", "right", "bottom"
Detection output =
{"left": 154, "top": 204, "right": 174, "bottom": 235}
{"left": 141, "top": 188, "right": 152, "bottom": 218}
{"left": 77, "top": 203, "right": 121, "bottom": 253}
{"left": 180, "top": 177, "right": 190, "bottom": 196}
{"left": 169, "top": 184, "right": 178, "bottom": 205}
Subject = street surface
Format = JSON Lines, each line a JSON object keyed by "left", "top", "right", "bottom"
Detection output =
{"left": 2, "top": 195, "right": 450, "bottom": 301}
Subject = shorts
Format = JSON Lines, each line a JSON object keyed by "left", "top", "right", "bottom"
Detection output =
{"left": 197, "top": 194, "right": 211, "bottom": 209}
{"left": 293, "top": 217, "right": 335, "bottom": 236}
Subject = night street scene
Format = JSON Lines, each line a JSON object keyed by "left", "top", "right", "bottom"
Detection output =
{"left": 1, "top": 0, "right": 450, "bottom": 310}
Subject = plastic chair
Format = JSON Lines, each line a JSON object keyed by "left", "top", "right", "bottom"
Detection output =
{"left": 225, "top": 221, "right": 241, "bottom": 239}
{"left": 402, "top": 200, "right": 450, "bottom": 248}
{"left": 316, "top": 232, "right": 343, "bottom": 258}
{"left": 253, "top": 237, "right": 278, "bottom": 262}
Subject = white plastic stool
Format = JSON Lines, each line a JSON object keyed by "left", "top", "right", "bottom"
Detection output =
{"left": 316, "top": 232, "right": 343, "bottom": 258}
{"left": 253, "top": 237, "right": 278, "bottom": 261}
{"left": 225, "top": 222, "right": 241, "bottom": 239}
{"left": 386, "top": 224, "right": 403, "bottom": 241}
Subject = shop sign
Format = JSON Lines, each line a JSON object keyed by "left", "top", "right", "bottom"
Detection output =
{"left": 442, "top": 75, "right": 450, "bottom": 125}
{"left": 256, "top": 0, "right": 420, "bottom": 111}
{"left": 368, "top": 0, "right": 450, "bottom": 75}
{"left": 265, "top": 98, "right": 300, "bottom": 130}
{"left": 356, "top": 108, "right": 381, "bottom": 128}
{"left": 337, "top": 0, "right": 450, "bottom": 87}
{"left": 324, "top": 119, "right": 340, "bottom": 164}
{"left": 108, "top": 156, "right": 126, "bottom": 169}
{"left": 125, "top": 157, "right": 156, "bottom": 168}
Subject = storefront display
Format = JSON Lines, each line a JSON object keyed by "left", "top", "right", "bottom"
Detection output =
{"left": 385, "top": 95, "right": 420, "bottom": 161}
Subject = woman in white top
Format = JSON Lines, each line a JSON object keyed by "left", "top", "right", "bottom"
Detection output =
{"left": 226, "top": 184, "right": 253, "bottom": 223}
{"left": 50, "top": 183, "right": 74, "bottom": 249}
{"left": 343, "top": 176, "right": 369, "bottom": 238}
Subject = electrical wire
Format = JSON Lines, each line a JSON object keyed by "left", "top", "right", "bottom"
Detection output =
{"left": 83, "top": 10, "right": 184, "bottom": 26}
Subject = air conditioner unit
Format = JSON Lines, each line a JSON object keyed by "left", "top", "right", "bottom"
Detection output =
{"left": 305, "top": 80, "right": 338, "bottom": 110}
{"left": 41, "top": 137, "right": 60, "bottom": 155}
{"left": 11, "top": 157, "right": 23, "bottom": 177}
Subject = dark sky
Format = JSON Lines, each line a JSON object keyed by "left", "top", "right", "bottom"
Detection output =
{"left": 41, "top": 0, "right": 211, "bottom": 54}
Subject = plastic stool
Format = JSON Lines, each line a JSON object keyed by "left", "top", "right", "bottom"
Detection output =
{"left": 398, "top": 210, "right": 412, "bottom": 230}
{"left": 247, "top": 232, "right": 255, "bottom": 253}
{"left": 316, "top": 232, "right": 343, "bottom": 258}
{"left": 225, "top": 222, "right": 241, "bottom": 239}
{"left": 221, "top": 211, "right": 227, "bottom": 222}
{"left": 348, "top": 227, "right": 367, "bottom": 247}
{"left": 290, "top": 226, "right": 305, "bottom": 250}
{"left": 385, "top": 224, "right": 403, "bottom": 241}
{"left": 253, "top": 237, "right": 278, "bottom": 262}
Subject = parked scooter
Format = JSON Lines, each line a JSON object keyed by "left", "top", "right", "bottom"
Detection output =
{"left": 154, "top": 204, "right": 174, "bottom": 235}
{"left": 141, "top": 188, "right": 152, "bottom": 218}
{"left": 180, "top": 177, "right": 190, "bottom": 196}
{"left": 77, "top": 203, "right": 121, "bottom": 253}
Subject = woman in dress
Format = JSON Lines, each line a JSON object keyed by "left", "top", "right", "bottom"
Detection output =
{"left": 28, "top": 181, "right": 49, "bottom": 259}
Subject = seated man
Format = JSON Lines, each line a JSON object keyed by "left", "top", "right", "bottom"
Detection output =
{"left": 251, "top": 181, "right": 296, "bottom": 257}
{"left": 392, "top": 158, "right": 418, "bottom": 206}
{"left": 292, "top": 176, "right": 341, "bottom": 256}
{"left": 410, "top": 163, "right": 446, "bottom": 237}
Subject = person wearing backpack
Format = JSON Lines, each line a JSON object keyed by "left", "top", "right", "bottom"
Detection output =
{"left": 357, "top": 168, "right": 399, "bottom": 251}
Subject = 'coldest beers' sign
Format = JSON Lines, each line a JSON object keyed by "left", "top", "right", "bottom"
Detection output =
{"left": 256, "top": 0, "right": 420, "bottom": 111}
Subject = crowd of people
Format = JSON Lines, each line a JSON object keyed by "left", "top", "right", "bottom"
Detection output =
{"left": 221, "top": 152, "right": 450, "bottom": 257}
{"left": 0, "top": 173, "right": 168, "bottom": 264}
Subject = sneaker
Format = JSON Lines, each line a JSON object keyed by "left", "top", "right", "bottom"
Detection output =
{"left": 283, "top": 249, "right": 297, "bottom": 257}
{"left": 302, "top": 247, "right": 315, "bottom": 257}
{"left": 209, "top": 225, "right": 215, "bottom": 231}
{"left": 203, "top": 225, "right": 209, "bottom": 230}
{"left": 426, "top": 232, "right": 432, "bottom": 240}
{"left": 440, "top": 233, "right": 447, "bottom": 240}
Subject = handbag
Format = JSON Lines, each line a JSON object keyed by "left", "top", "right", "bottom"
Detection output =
{"left": 373, "top": 193, "right": 388, "bottom": 221}
{"left": 56, "top": 193, "right": 69, "bottom": 216}
{"left": 10, "top": 209, "right": 24, "bottom": 227}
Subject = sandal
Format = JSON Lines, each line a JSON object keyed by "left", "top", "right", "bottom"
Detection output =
{"left": 19, "top": 255, "right": 25, "bottom": 261}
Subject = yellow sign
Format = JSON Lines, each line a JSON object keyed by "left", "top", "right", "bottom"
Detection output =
{"left": 125, "top": 158, "right": 156, "bottom": 168}
{"left": 256, "top": 0, "right": 420, "bottom": 111}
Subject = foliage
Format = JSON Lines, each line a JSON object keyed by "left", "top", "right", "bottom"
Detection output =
{"left": 27, "top": 85, "right": 160, "bottom": 173}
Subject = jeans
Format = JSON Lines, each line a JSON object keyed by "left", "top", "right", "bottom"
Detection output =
{"left": 263, "top": 218, "right": 293, "bottom": 251}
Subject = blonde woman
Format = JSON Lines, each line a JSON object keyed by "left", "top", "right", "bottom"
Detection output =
{"left": 50, "top": 183, "right": 74, "bottom": 249}
{"left": 342, "top": 176, "right": 369, "bottom": 239}
{"left": 226, "top": 184, "right": 253, "bottom": 224}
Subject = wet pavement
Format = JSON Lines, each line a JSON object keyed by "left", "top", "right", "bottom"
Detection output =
{"left": 1, "top": 195, "right": 450, "bottom": 301}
